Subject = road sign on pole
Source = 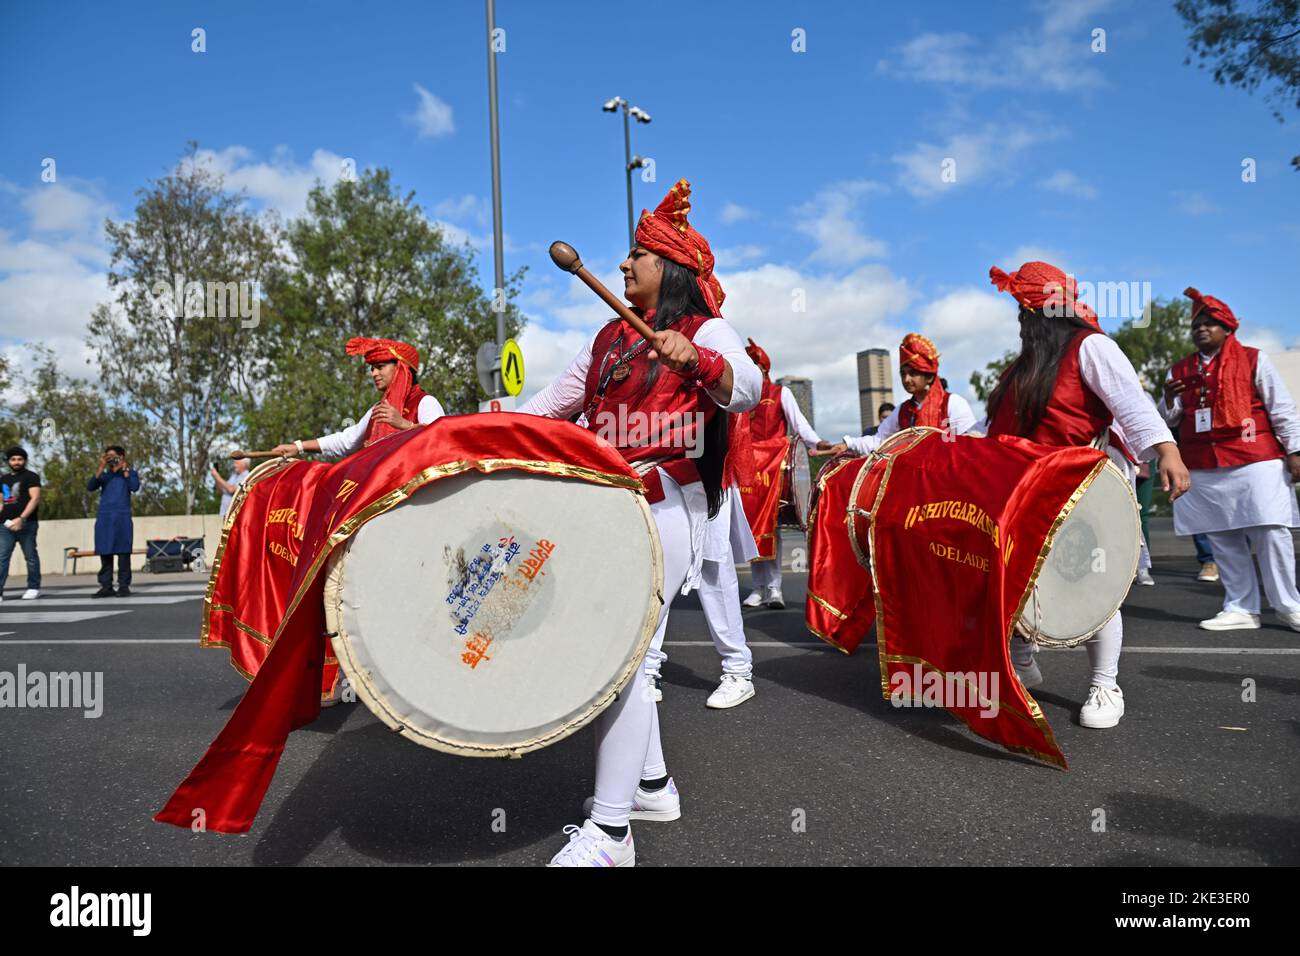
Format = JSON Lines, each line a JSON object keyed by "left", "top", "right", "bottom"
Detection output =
{"left": 500, "top": 338, "right": 524, "bottom": 396}
{"left": 476, "top": 341, "right": 500, "bottom": 397}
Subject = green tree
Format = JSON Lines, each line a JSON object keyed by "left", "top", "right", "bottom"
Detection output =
{"left": 1111, "top": 297, "right": 1194, "bottom": 398}
{"left": 244, "top": 168, "right": 525, "bottom": 450}
{"left": 969, "top": 350, "right": 1017, "bottom": 403}
{"left": 9, "top": 346, "right": 175, "bottom": 519}
{"left": 1176, "top": 0, "right": 1300, "bottom": 170}
{"left": 88, "top": 142, "right": 282, "bottom": 514}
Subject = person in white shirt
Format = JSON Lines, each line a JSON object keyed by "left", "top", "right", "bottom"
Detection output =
{"left": 740, "top": 338, "right": 836, "bottom": 610}
{"left": 519, "top": 180, "right": 761, "bottom": 866}
{"left": 210, "top": 457, "right": 250, "bottom": 520}
{"left": 271, "top": 337, "right": 445, "bottom": 461}
{"left": 840, "top": 333, "right": 977, "bottom": 456}
{"left": 1157, "top": 288, "right": 1300, "bottom": 632}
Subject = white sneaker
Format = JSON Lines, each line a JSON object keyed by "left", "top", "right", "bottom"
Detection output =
{"left": 706, "top": 674, "right": 755, "bottom": 709}
{"left": 1014, "top": 658, "right": 1043, "bottom": 689}
{"left": 742, "top": 589, "right": 764, "bottom": 608}
{"left": 1278, "top": 609, "right": 1300, "bottom": 633}
{"left": 763, "top": 586, "right": 785, "bottom": 610}
{"left": 651, "top": 675, "right": 663, "bottom": 703}
{"left": 21, "top": 588, "right": 39, "bottom": 599}
{"left": 1079, "top": 684, "right": 1124, "bottom": 729}
{"left": 582, "top": 777, "right": 681, "bottom": 822}
{"left": 1135, "top": 569, "right": 1154, "bottom": 587}
{"left": 547, "top": 819, "right": 635, "bottom": 867}
{"left": 1199, "top": 609, "right": 1261, "bottom": 631}
{"left": 1197, "top": 562, "right": 1220, "bottom": 583}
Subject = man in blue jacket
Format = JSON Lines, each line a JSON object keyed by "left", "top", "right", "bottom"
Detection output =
{"left": 87, "top": 445, "right": 140, "bottom": 597}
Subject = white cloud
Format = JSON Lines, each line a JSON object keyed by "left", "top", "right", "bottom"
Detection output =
{"left": 880, "top": 0, "right": 1114, "bottom": 93}
{"left": 0, "top": 181, "right": 113, "bottom": 379}
{"left": 406, "top": 84, "right": 455, "bottom": 139}
{"left": 720, "top": 202, "right": 755, "bottom": 225}
{"left": 914, "top": 287, "right": 1022, "bottom": 413}
{"left": 433, "top": 194, "right": 489, "bottom": 225}
{"left": 714, "top": 244, "right": 767, "bottom": 269}
{"left": 1172, "top": 191, "right": 1220, "bottom": 216}
{"left": 793, "top": 181, "right": 889, "bottom": 265}
{"left": 1038, "top": 170, "right": 1099, "bottom": 200}
{"left": 998, "top": 245, "right": 1071, "bottom": 272}
{"left": 893, "top": 125, "right": 1056, "bottom": 198}
{"left": 190, "top": 145, "right": 351, "bottom": 217}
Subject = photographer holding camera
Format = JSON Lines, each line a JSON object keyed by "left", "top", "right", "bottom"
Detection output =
{"left": 87, "top": 445, "right": 140, "bottom": 598}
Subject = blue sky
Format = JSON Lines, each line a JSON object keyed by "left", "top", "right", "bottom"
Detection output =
{"left": 2, "top": 0, "right": 1297, "bottom": 437}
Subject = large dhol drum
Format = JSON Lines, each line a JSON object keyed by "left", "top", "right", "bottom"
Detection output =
{"left": 323, "top": 470, "right": 663, "bottom": 757}
{"left": 778, "top": 437, "right": 812, "bottom": 530}
{"left": 847, "top": 427, "right": 1139, "bottom": 647}
{"left": 1015, "top": 459, "right": 1140, "bottom": 646}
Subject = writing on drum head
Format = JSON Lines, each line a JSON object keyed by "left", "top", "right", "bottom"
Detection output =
{"left": 447, "top": 536, "right": 522, "bottom": 638}
{"left": 518, "top": 539, "right": 555, "bottom": 582}
{"left": 462, "top": 632, "right": 493, "bottom": 669}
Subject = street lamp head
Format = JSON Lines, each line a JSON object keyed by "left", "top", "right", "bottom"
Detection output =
{"left": 602, "top": 97, "right": 624, "bottom": 112}
{"left": 629, "top": 106, "right": 652, "bottom": 123}
{"left": 630, "top": 155, "right": 646, "bottom": 169}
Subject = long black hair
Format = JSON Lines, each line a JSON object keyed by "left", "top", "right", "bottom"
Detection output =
{"left": 986, "top": 306, "right": 1096, "bottom": 435}
{"left": 636, "top": 257, "right": 728, "bottom": 518}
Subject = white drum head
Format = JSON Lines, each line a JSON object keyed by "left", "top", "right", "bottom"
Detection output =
{"left": 323, "top": 471, "right": 663, "bottom": 757}
{"left": 782, "top": 440, "right": 812, "bottom": 529}
{"left": 1017, "top": 460, "right": 1140, "bottom": 647}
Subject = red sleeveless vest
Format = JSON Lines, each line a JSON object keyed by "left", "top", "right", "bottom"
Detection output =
{"left": 987, "top": 330, "right": 1131, "bottom": 458}
{"left": 748, "top": 379, "right": 787, "bottom": 443}
{"left": 1170, "top": 347, "right": 1282, "bottom": 469}
{"left": 898, "top": 392, "right": 950, "bottom": 430}
{"left": 583, "top": 314, "right": 716, "bottom": 503}
{"left": 362, "top": 384, "right": 430, "bottom": 446}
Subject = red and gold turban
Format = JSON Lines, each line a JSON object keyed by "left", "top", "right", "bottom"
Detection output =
{"left": 1184, "top": 287, "right": 1239, "bottom": 332}
{"left": 346, "top": 337, "right": 420, "bottom": 369}
{"left": 634, "top": 179, "right": 725, "bottom": 317}
{"left": 745, "top": 337, "right": 771, "bottom": 375}
{"left": 899, "top": 333, "right": 939, "bottom": 375}
{"left": 989, "top": 261, "right": 1099, "bottom": 331}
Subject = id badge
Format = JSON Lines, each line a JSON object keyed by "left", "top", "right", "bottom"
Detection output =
{"left": 1195, "top": 407, "right": 1212, "bottom": 433}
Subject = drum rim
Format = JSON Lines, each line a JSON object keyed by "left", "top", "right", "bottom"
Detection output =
{"left": 1014, "top": 457, "right": 1140, "bottom": 648}
{"left": 777, "top": 436, "right": 812, "bottom": 531}
{"left": 847, "top": 427, "right": 941, "bottom": 573}
{"left": 323, "top": 474, "right": 665, "bottom": 758}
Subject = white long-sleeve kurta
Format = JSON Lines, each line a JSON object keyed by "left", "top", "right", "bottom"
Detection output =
{"left": 315, "top": 395, "right": 445, "bottom": 460}
{"left": 780, "top": 387, "right": 822, "bottom": 449}
{"left": 519, "top": 319, "right": 762, "bottom": 593}
{"left": 843, "top": 391, "right": 977, "bottom": 456}
{"left": 1157, "top": 350, "right": 1300, "bottom": 535}
{"left": 971, "top": 335, "right": 1175, "bottom": 463}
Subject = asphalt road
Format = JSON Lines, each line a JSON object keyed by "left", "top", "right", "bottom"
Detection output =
{"left": 1, "top": 520, "right": 1297, "bottom": 867}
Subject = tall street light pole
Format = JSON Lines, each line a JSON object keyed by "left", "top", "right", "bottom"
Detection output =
{"left": 602, "top": 97, "right": 651, "bottom": 248}
{"left": 486, "top": 0, "right": 506, "bottom": 397}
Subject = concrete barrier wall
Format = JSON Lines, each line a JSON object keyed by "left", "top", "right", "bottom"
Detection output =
{"left": 24, "top": 514, "right": 224, "bottom": 575}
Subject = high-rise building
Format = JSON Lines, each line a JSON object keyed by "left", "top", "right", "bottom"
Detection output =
{"left": 857, "top": 348, "right": 893, "bottom": 434}
{"left": 776, "top": 375, "right": 814, "bottom": 429}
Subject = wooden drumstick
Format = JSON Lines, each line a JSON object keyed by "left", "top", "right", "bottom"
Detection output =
{"left": 229, "top": 450, "right": 288, "bottom": 460}
{"left": 549, "top": 240, "right": 656, "bottom": 344}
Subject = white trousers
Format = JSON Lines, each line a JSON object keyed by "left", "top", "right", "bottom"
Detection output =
{"left": 590, "top": 477, "right": 691, "bottom": 827}
{"left": 1206, "top": 525, "right": 1300, "bottom": 615}
{"left": 751, "top": 528, "right": 782, "bottom": 590}
{"left": 699, "top": 556, "right": 754, "bottom": 678}
{"left": 1011, "top": 610, "right": 1123, "bottom": 691}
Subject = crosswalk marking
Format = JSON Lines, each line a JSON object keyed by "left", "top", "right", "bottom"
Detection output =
{"left": 0, "top": 596, "right": 199, "bottom": 607}
{"left": 0, "top": 611, "right": 132, "bottom": 624}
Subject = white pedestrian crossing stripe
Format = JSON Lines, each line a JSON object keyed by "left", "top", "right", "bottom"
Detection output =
{"left": 0, "top": 611, "right": 131, "bottom": 623}
{"left": 0, "top": 596, "right": 199, "bottom": 607}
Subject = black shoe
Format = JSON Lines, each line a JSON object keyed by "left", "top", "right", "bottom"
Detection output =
{"left": 115, "top": 587, "right": 131, "bottom": 597}
{"left": 93, "top": 587, "right": 116, "bottom": 598}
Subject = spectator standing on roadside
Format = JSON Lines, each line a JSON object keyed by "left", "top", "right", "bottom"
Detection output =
{"left": 0, "top": 446, "right": 42, "bottom": 601}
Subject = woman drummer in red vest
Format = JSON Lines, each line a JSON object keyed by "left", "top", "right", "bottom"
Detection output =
{"left": 841, "top": 333, "right": 977, "bottom": 455}
{"left": 1158, "top": 288, "right": 1300, "bottom": 633}
{"left": 982, "top": 261, "right": 1190, "bottom": 729}
{"left": 520, "top": 180, "right": 762, "bottom": 866}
